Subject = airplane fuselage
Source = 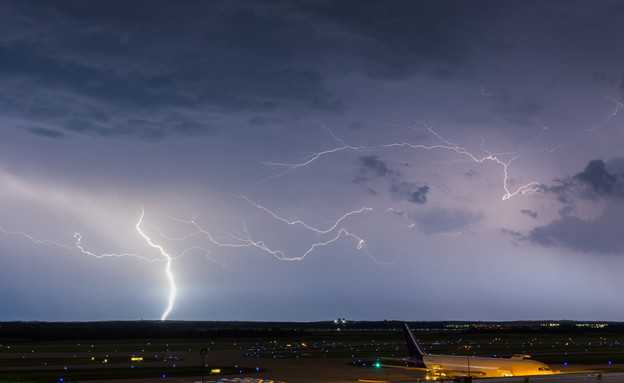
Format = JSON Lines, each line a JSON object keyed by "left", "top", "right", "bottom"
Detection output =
{"left": 423, "top": 354, "right": 553, "bottom": 378}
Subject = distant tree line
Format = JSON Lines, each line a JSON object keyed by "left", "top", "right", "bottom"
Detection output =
{"left": 2, "top": 320, "right": 623, "bottom": 340}
{"left": 0, "top": 321, "right": 310, "bottom": 340}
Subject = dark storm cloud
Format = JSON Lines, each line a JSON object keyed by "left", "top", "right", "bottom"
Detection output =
{"left": 527, "top": 213, "right": 624, "bottom": 255}
{"left": 354, "top": 156, "right": 430, "bottom": 204}
{"left": 408, "top": 186, "right": 430, "bottom": 204}
{"left": 0, "top": 42, "right": 193, "bottom": 109}
{"left": 489, "top": 92, "right": 544, "bottom": 127}
{"left": 520, "top": 209, "right": 538, "bottom": 219}
{"left": 26, "top": 127, "right": 64, "bottom": 139}
{"left": 547, "top": 159, "right": 624, "bottom": 203}
{"left": 591, "top": 70, "right": 621, "bottom": 88}
{"left": 0, "top": 0, "right": 518, "bottom": 140}
{"left": 391, "top": 183, "right": 430, "bottom": 204}
{"left": 295, "top": 0, "right": 511, "bottom": 80}
{"left": 523, "top": 158, "right": 624, "bottom": 255}
{"left": 355, "top": 155, "right": 394, "bottom": 181}
{"left": 247, "top": 115, "right": 285, "bottom": 126}
{"left": 501, "top": 228, "right": 523, "bottom": 247}
{"left": 348, "top": 121, "right": 364, "bottom": 131}
{"left": 501, "top": 228, "right": 522, "bottom": 238}
{"left": 411, "top": 207, "right": 483, "bottom": 235}
{"left": 574, "top": 160, "right": 623, "bottom": 199}
{"left": 0, "top": 1, "right": 346, "bottom": 139}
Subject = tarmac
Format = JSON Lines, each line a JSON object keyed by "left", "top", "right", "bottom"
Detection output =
{"left": 77, "top": 347, "right": 624, "bottom": 383}
{"left": 462, "top": 371, "right": 624, "bottom": 383}
{"left": 8, "top": 342, "right": 623, "bottom": 383}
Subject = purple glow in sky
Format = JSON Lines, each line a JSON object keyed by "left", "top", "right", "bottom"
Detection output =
{"left": 2, "top": 1, "right": 624, "bottom": 321}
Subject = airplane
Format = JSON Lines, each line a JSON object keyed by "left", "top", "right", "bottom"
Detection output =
{"left": 381, "top": 323, "right": 554, "bottom": 380}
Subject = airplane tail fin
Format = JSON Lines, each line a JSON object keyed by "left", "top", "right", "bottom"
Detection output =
{"left": 402, "top": 323, "right": 426, "bottom": 366}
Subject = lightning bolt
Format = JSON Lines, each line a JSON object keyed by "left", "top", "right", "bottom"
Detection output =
{"left": 1, "top": 210, "right": 179, "bottom": 320}
{"left": 0, "top": 224, "right": 157, "bottom": 262}
{"left": 0, "top": 225, "right": 76, "bottom": 249}
{"left": 546, "top": 89, "right": 623, "bottom": 152}
{"left": 263, "top": 122, "right": 541, "bottom": 201}
{"left": 155, "top": 196, "right": 393, "bottom": 265}
{"left": 238, "top": 195, "right": 372, "bottom": 235}
{"left": 389, "top": 123, "right": 542, "bottom": 200}
{"left": 257, "top": 144, "right": 368, "bottom": 186}
{"left": 236, "top": 197, "right": 397, "bottom": 265}
{"left": 135, "top": 208, "right": 176, "bottom": 321}
{"left": 579, "top": 90, "right": 623, "bottom": 135}
{"left": 3, "top": 196, "right": 390, "bottom": 321}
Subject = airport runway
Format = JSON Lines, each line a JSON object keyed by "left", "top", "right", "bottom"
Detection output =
{"left": 452, "top": 372, "right": 624, "bottom": 383}
{"left": 84, "top": 365, "right": 624, "bottom": 383}
{"left": 169, "top": 371, "right": 624, "bottom": 383}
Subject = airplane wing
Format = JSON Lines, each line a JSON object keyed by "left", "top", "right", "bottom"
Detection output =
{"left": 379, "top": 357, "right": 429, "bottom": 371}
{"left": 379, "top": 357, "right": 426, "bottom": 369}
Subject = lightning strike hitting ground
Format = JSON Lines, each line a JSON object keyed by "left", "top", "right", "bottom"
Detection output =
{"left": 1, "top": 198, "right": 388, "bottom": 321}
{"left": 135, "top": 208, "right": 176, "bottom": 321}
{"left": 1, "top": 212, "right": 178, "bottom": 320}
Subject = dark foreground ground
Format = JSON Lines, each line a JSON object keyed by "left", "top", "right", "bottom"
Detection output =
{"left": 2, "top": 320, "right": 624, "bottom": 382}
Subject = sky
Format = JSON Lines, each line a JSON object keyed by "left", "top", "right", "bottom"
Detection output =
{"left": 1, "top": 0, "right": 624, "bottom": 322}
